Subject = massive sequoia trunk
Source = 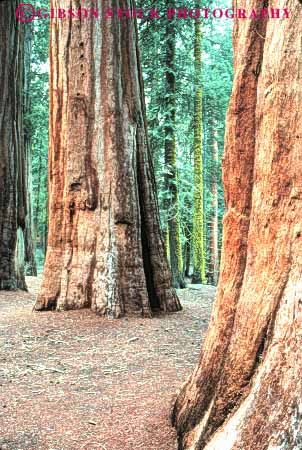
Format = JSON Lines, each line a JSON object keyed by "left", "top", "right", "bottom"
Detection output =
{"left": 35, "top": 0, "right": 181, "bottom": 318}
{"left": 173, "top": 1, "right": 302, "bottom": 448}
{"left": 0, "top": 1, "right": 27, "bottom": 290}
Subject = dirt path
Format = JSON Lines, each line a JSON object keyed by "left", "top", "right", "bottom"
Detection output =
{"left": 0, "top": 277, "right": 215, "bottom": 450}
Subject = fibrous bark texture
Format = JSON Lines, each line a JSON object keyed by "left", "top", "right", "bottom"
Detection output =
{"left": 0, "top": 1, "right": 27, "bottom": 290}
{"left": 35, "top": 0, "right": 181, "bottom": 318}
{"left": 173, "top": 0, "right": 302, "bottom": 448}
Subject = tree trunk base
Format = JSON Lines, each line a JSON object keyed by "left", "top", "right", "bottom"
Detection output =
{"left": 0, "top": 279, "right": 27, "bottom": 291}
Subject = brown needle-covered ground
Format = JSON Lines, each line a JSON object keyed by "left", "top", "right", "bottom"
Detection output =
{"left": 0, "top": 277, "right": 215, "bottom": 450}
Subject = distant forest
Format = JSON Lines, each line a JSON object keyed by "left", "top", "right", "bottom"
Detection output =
{"left": 28, "top": 0, "right": 233, "bottom": 285}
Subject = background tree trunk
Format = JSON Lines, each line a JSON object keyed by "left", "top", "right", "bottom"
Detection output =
{"left": 192, "top": 17, "right": 206, "bottom": 285}
{"left": 23, "top": 24, "right": 37, "bottom": 276}
{"left": 164, "top": 2, "right": 186, "bottom": 289}
{"left": 35, "top": 0, "right": 181, "bottom": 318}
{"left": 173, "top": 0, "right": 302, "bottom": 448}
{"left": 208, "top": 126, "right": 219, "bottom": 286}
{"left": 0, "top": 1, "right": 27, "bottom": 290}
{"left": 184, "top": 219, "right": 191, "bottom": 278}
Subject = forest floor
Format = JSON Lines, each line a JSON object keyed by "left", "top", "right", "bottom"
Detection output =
{"left": 0, "top": 277, "right": 215, "bottom": 450}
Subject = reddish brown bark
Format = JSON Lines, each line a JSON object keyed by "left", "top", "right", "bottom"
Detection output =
{"left": 173, "top": 1, "right": 302, "bottom": 449}
{"left": 35, "top": 0, "right": 181, "bottom": 318}
{"left": 0, "top": 1, "right": 27, "bottom": 290}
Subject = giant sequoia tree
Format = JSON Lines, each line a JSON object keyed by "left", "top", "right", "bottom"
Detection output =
{"left": 0, "top": 1, "right": 28, "bottom": 290}
{"left": 173, "top": 0, "right": 302, "bottom": 448}
{"left": 35, "top": 0, "right": 181, "bottom": 317}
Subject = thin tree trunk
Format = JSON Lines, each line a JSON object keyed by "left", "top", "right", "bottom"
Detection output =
{"left": 208, "top": 126, "right": 219, "bottom": 286}
{"left": 163, "top": 226, "right": 169, "bottom": 260}
{"left": 0, "top": 1, "right": 27, "bottom": 290}
{"left": 34, "top": 151, "right": 43, "bottom": 243}
{"left": 23, "top": 24, "right": 37, "bottom": 276}
{"left": 173, "top": 1, "right": 302, "bottom": 449}
{"left": 35, "top": 0, "right": 181, "bottom": 318}
{"left": 184, "top": 223, "right": 191, "bottom": 279}
{"left": 164, "top": 1, "right": 186, "bottom": 289}
{"left": 183, "top": 140, "right": 193, "bottom": 279}
{"left": 192, "top": 17, "right": 206, "bottom": 285}
{"left": 43, "top": 223, "right": 48, "bottom": 257}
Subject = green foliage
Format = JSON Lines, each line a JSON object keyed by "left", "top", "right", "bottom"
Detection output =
{"left": 138, "top": 0, "right": 233, "bottom": 283}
